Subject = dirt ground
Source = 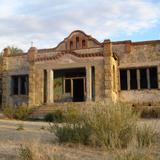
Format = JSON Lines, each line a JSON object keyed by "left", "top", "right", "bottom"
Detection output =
{"left": 0, "top": 119, "right": 160, "bottom": 160}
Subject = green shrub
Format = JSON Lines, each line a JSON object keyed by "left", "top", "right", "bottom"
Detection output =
{"left": 44, "top": 110, "right": 64, "bottom": 122}
{"left": 3, "top": 106, "right": 15, "bottom": 119}
{"left": 52, "top": 123, "right": 91, "bottom": 145}
{"left": 136, "top": 125, "right": 157, "bottom": 148}
{"left": 3, "top": 104, "right": 32, "bottom": 120}
{"left": 14, "top": 105, "right": 32, "bottom": 120}
{"left": 44, "top": 107, "right": 80, "bottom": 123}
{"left": 64, "top": 106, "right": 81, "bottom": 123}
{"left": 114, "top": 149, "right": 155, "bottom": 160}
{"left": 51, "top": 103, "right": 138, "bottom": 149}
{"left": 140, "top": 107, "right": 160, "bottom": 119}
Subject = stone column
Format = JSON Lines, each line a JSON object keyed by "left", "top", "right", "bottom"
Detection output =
{"left": 147, "top": 68, "right": 150, "bottom": 89}
{"left": 127, "top": 69, "right": 130, "bottom": 90}
{"left": 28, "top": 47, "right": 37, "bottom": 106}
{"left": 47, "top": 69, "right": 54, "bottom": 104}
{"left": 86, "top": 66, "right": 92, "bottom": 101}
{"left": 2, "top": 48, "right": 11, "bottom": 107}
{"left": 103, "top": 40, "right": 113, "bottom": 103}
{"left": 137, "top": 69, "right": 140, "bottom": 89}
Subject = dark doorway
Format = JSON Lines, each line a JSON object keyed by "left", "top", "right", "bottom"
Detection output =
{"left": 73, "top": 79, "right": 84, "bottom": 102}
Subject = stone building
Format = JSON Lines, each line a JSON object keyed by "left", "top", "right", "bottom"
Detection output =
{"left": 0, "top": 30, "right": 160, "bottom": 108}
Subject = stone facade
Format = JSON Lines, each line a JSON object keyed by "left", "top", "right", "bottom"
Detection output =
{"left": 0, "top": 30, "right": 160, "bottom": 107}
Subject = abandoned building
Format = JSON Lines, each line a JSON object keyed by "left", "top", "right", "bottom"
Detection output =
{"left": 0, "top": 30, "right": 160, "bottom": 108}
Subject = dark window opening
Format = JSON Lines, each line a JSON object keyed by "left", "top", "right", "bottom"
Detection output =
{"left": 140, "top": 68, "right": 148, "bottom": 89}
{"left": 12, "top": 76, "right": 19, "bottom": 95}
{"left": 65, "top": 79, "right": 71, "bottom": 93}
{"left": 70, "top": 41, "right": 73, "bottom": 49}
{"left": 91, "top": 66, "right": 95, "bottom": 100}
{"left": 73, "top": 79, "right": 84, "bottom": 102}
{"left": 130, "top": 69, "right": 137, "bottom": 89}
{"left": 149, "top": 67, "right": 158, "bottom": 89}
{"left": 11, "top": 75, "right": 28, "bottom": 95}
{"left": 82, "top": 40, "right": 86, "bottom": 48}
{"left": 20, "top": 75, "right": 28, "bottom": 95}
{"left": 76, "top": 37, "right": 79, "bottom": 48}
{"left": 120, "top": 69, "right": 128, "bottom": 90}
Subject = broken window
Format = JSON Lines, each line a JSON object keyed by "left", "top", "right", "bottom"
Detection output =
{"left": 130, "top": 69, "right": 137, "bottom": 90}
{"left": 11, "top": 75, "right": 28, "bottom": 95}
{"left": 149, "top": 67, "right": 158, "bottom": 89}
{"left": 140, "top": 68, "right": 148, "bottom": 89}
{"left": 120, "top": 69, "right": 128, "bottom": 90}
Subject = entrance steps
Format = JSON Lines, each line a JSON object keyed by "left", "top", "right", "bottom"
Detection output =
{"left": 29, "top": 102, "right": 86, "bottom": 120}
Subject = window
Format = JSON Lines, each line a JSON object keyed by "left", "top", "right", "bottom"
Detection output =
{"left": 76, "top": 37, "right": 79, "bottom": 48}
{"left": 119, "top": 66, "right": 158, "bottom": 91}
{"left": 130, "top": 69, "right": 137, "bottom": 89}
{"left": 70, "top": 41, "right": 73, "bottom": 49}
{"left": 140, "top": 68, "right": 147, "bottom": 89}
{"left": 149, "top": 67, "right": 158, "bottom": 89}
{"left": 65, "top": 79, "right": 71, "bottom": 93}
{"left": 82, "top": 40, "right": 86, "bottom": 48}
{"left": 11, "top": 75, "right": 28, "bottom": 95}
{"left": 20, "top": 75, "right": 28, "bottom": 95}
{"left": 120, "top": 69, "right": 127, "bottom": 90}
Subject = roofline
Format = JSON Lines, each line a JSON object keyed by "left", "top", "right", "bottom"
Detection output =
{"left": 112, "top": 40, "right": 160, "bottom": 45}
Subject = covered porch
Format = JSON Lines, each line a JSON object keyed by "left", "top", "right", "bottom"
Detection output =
{"left": 44, "top": 66, "right": 95, "bottom": 104}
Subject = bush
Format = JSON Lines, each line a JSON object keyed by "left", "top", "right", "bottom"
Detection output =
{"left": 44, "top": 107, "right": 80, "bottom": 123}
{"left": 3, "top": 106, "right": 15, "bottom": 119}
{"left": 51, "top": 123, "right": 91, "bottom": 145}
{"left": 136, "top": 125, "right": 157, "bottom": 148}
{"left": 44, "top": 110, "right": 64, "bottom": 122}
{"left": 51, "top": 103, "right": 138, "bottom": 149}
{"left": 3, "top": 104, "right": 32, "bottom": 120}
{"left": 140, "top": 107, "right": 160, "bottom": 119}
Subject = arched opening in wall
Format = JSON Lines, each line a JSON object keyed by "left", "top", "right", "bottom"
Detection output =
{"left": 82, "top": 40, "right": 86, "bottom": 48}
{"left": 76, "top": 37, "right": 79, "bottom": 48}
{"left": 113, "top": 66, "right": 116, "bottom": 91}
{"left": 70, "top": 41, "right": 73, "bottom": 49}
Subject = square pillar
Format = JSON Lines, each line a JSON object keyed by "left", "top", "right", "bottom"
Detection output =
{"left": 47, "top": 69, "right": 54, "bottom": 104}
{"left": 86, "top": 66, "right": 92, "bottom": 101}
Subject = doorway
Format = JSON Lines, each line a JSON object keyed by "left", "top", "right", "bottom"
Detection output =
{"left": 73, "top": 78, "right": 84, "bottom": 102}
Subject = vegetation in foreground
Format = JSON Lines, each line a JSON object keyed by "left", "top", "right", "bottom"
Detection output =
{"left": 3, "top": 104, "right": 32, "bottom": 120}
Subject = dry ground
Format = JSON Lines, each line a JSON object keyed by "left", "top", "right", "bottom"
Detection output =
{"left": 0, "top": 119, "right": 160, "bottom": 160}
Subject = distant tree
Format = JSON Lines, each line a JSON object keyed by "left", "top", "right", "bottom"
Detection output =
{"left": 8, "top": 46, "right": 23, "bottom": 55}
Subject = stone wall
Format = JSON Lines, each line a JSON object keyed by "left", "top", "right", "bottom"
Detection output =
{"left": 113, "top": 41, "right": 160, "bottom": 105}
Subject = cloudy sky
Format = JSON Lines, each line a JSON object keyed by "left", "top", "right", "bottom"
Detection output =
{"left": 0, "top": 0, "right": 160, "bottom": 52}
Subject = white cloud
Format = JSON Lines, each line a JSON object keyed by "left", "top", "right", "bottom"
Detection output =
{"left": 0, "top": 0, "right": 159, "bottom": 52}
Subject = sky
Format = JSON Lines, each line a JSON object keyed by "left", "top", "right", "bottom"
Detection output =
{"left": 0, "top": 0, "right": 160, "bottom": 52}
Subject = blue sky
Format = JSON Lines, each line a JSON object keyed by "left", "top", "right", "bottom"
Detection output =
{"left": 0, "top": 0, "right": 160, "bottom": 52}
